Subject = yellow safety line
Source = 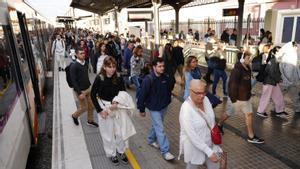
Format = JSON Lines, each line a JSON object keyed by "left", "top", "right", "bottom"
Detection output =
{"left": 0, "top": 80, "right": 12, "bottom": 95}
{"left": 125, "top": 148, "right": 141, "bottom": 169}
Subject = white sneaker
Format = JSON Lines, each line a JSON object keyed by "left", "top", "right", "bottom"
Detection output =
{"left": 150, "top": 142, "right": 160, "bottom": 149}
{"left": 163, "top": 152, "right": 175, "bottom": 161}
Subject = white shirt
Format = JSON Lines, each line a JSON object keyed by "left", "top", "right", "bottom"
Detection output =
{"left": 179, "top": 96, "right": 222, "bottom": 165}
{"left": 76, "top": 59, "right": 85, "bottom": 65}
{"left": 51, "top": 39, "right": 65, "bottom": 54}
{"left": 96, "top": 54, "right": 108, "bottom": 74}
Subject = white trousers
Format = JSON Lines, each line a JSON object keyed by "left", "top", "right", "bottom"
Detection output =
{"left": 186, "top": 158, "right": 220, "bottom": 169}
{"left": 98, "top": 101, "right": 127, "bottom": 157}
{"left": 55, "top": 52, "right": 65, "bottom": 69}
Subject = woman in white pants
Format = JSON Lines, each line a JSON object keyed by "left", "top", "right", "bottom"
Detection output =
{"left": 91, "top": 56, "right": 130, "bottom": 166}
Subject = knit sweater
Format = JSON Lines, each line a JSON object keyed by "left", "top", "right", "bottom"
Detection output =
{"left": 70, "top": 60, "right": 91, "bottom": 95}
{"left": 90, "top": 75, "right": 125, "bottom": 113}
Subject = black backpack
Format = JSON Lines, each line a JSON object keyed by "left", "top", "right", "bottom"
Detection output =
{"left": 65, "top": 62, "right": 74, "bottom": 88}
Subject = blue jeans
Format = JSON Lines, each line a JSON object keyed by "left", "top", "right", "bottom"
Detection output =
{"left": 251, "top": 78, "right": 257, "bottom": 87}
{"left": 131, "top": 75, "right": 141, "bottom": 99}
{"left": 212, "top": 69, "right": 228, "bottom": 95}
{"left": 148, "top": 107, "right": 170, "bottom": 155}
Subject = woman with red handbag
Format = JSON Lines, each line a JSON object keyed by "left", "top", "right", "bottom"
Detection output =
{"left": 179, "top": 79, "right": 223, "bottom": 169}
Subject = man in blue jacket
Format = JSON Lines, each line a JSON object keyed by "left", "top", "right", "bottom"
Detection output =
{"left": 137, "top": 57, "right": 175, "bottom": 161}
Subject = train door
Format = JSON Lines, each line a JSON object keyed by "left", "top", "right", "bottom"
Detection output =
{"left": 0, "top": 6, "right": 28, "bottom": 137}
{"left": 8, "top": 9, "right": 42, "bottom": 144}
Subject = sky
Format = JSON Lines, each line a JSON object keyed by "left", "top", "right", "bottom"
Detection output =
{"left": 25, "top": 0, "right": 72, "bottom": 19}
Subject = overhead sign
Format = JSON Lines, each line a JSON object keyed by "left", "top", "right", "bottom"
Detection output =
{"left": 223, "top": 8, "right": 238, "bottom": 16}
{"left": 128, "top": 11, "right": 153, "bottom": 22}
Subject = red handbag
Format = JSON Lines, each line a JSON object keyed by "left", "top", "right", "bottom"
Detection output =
{"left": 210, "top": 124, "right": 222, "bottom": 145}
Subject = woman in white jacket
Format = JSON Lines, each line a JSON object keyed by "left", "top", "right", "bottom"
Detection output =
{"left": 278, "top": 41, "right": 300, "bottom": 113}
{"left": 179, "top": 79, "right": 222, "bottom": 169}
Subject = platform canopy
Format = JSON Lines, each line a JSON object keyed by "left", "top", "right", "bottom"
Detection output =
{"left": 70, "top": 0, "right": 222, "bottom": 14}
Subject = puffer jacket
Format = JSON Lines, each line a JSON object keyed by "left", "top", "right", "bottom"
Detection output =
{"left": 263, "top": 57, "right": 282, "bottom": 86}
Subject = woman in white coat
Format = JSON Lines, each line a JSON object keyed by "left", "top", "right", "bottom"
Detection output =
{"left": 278, "top": 41, "right": 300, "bottom": 113}
{"left": 179, "top": 79, "right": 222, "bottom": 169}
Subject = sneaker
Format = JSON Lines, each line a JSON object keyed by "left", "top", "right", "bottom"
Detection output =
{"left": 87, "top": 121, "right": 99, "bottom": 127}
{"left": 71, "top": 115, "right": 79, "bottom": 125}
{"left": 117, "top": 153, "right": 128, "bottom": 164}
{"left": 149, "top": 142, "right": 160, "bottom": 149}
{"left": 218, "top": 124, "right": 224, "bottom": 135}
{"left": 276, "top": 112, "right": 288, "bottom": 119}
{"left": 247, "top": 135, "right": 264, "bottom": 144}
{"left": 256, "top": 112, "right": 268, "bottom": 118}
{"left": 163, "top": 152, "right": 175, "bottom": 161}
{"left": 110, "top": 156, "right": 119, "bottom": 166}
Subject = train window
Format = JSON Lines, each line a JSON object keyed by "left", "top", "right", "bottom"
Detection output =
{"left": 27, "top": 19, "right": 46, "bottom": 93}
{"left": 0, "top": 26, "right": 19, "bottom": 133}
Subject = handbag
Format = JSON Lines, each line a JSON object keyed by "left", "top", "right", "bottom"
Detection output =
{"left": 187, "top": 99, "right": 222, "bottom": 145}
{"left": 219, "top": 151, "right": 227, "bottom": 169}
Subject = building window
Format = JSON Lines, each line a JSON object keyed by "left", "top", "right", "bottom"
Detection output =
{"left": 295, "top": 17, "right": 300, "bottom": 43}
{"left": 281, "top": 17, "right": 294, "bottom": 43}
{"left": 104, "top": 18, "right": 110, "bottom": 25}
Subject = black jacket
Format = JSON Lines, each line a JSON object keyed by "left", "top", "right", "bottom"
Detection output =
{"left": 263, "top": 57, "right": 282, "bottom": 86}
{"left": 90, "top": 75, "right": 125, "bottom": 113}
{"left": 228, "top": 62, "right": 252, "bottom": 103}
{"left": 137, "top": 72, "right": 175, "bottom": 112}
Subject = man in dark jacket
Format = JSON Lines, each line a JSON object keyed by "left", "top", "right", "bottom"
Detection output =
{"left": 217, "top": 51, "right": 264, "bottom": 144}
{"left": 137, "top": 57, "right": 175, "bottom": 161}
{"left": 71, "top": 47, "right": 98, "bottom": 127}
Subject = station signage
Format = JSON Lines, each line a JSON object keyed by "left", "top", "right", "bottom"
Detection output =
{"left": 223, "top": 8, "right": 238, "bottom": 16}
{"left": 128, "top": 11, "right": 153, "bottom": 22}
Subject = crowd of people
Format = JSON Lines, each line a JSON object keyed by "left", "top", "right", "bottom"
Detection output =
{"left": 50, "top": 27, "right": 300, "bottom": 169}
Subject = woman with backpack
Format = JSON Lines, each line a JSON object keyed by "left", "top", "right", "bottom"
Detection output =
{"left": 183, "top": 56, "right": 222, "bottom": 108}
{"left": 130, "top": 45, "right": 145, "bottom": 100}
{"left": 91, "top": 56, "right": 135, "bottom": 166}
{"left": 256, "top": 46, "right": 288, "bottom": 118}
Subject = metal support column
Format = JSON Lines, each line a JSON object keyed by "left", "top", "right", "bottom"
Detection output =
{"left": 114, "top": 6, "right": 119, "bottom": 32}
{"left": 237, "top": 0, "right": 245, "bottom": 48}
{"left": 152, "top": 0, "right": 161, "bottom": 50}
{"left": 72, "top": 7, "right": 76, "bottom": 29}
{"left": 99, "top": 15, "right": 103, "bottom": 34}
{"left": 175, "top": 7, "right": 180, "bottom": 34}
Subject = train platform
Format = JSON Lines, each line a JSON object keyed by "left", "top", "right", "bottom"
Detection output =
{"left": 51, "top": 61, "right": 300, "bottom": 169}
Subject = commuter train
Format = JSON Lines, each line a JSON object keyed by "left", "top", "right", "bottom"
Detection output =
{"left": 0, "top": 0, "right": 53, "bottom": 168}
